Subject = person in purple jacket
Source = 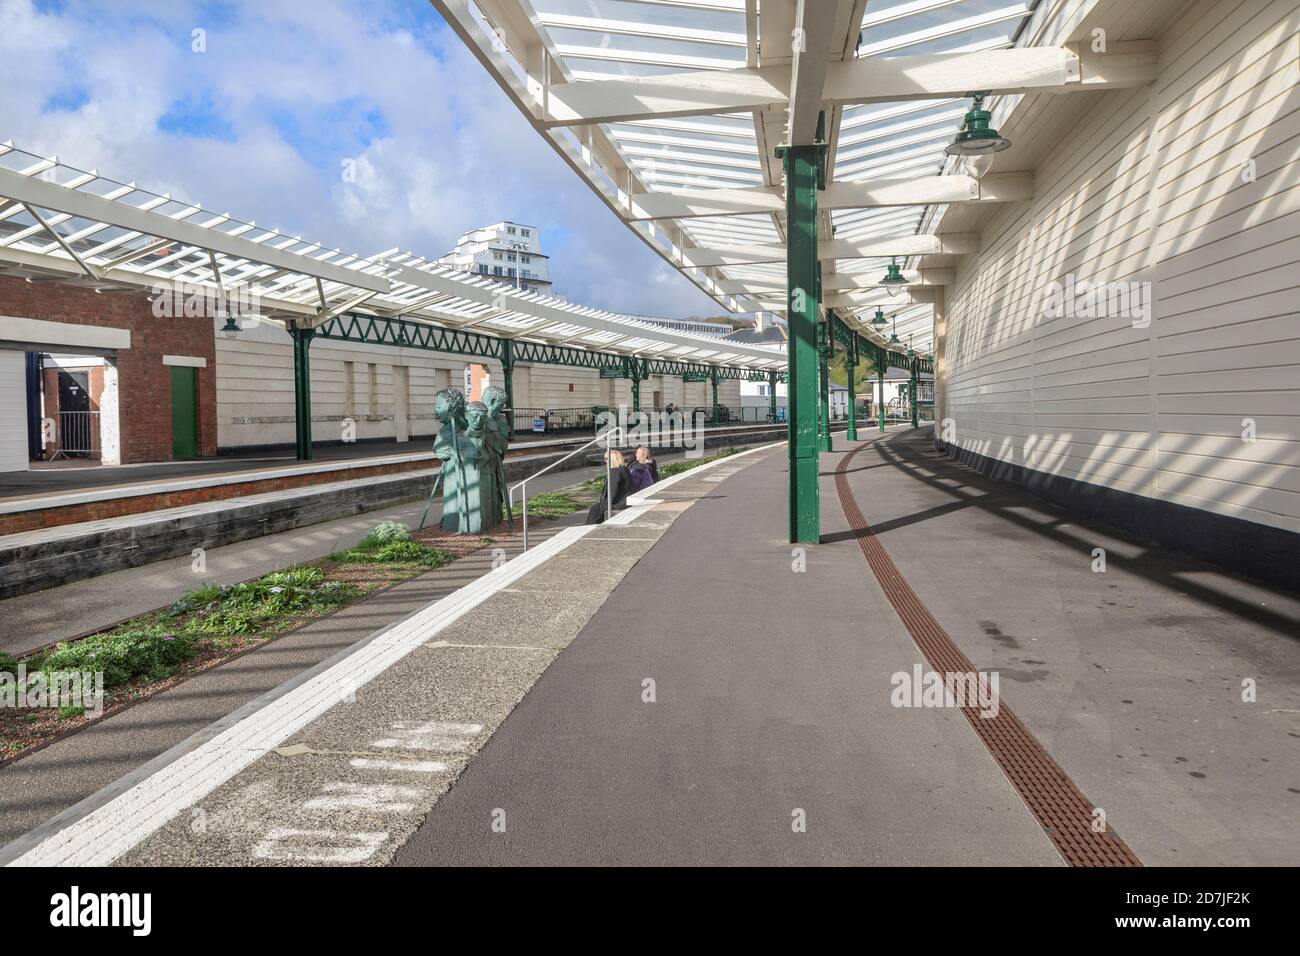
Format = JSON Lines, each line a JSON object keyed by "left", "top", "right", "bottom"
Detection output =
{"left": 628, "top": 445, "right": 659, "bottom": 492}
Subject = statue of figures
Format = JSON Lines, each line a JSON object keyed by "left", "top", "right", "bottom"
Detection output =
{"left": 432, "top": 388, "right": 485, "bottom": 534}
{"left": 481, "top": 385, "right": 512, "bottom": 524}
{"left": 465, "top": 400, "right": 502, "bottom": 529}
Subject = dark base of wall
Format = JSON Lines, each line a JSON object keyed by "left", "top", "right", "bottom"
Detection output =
{"left": 934, "top": 435, "right": 1299, "bottom": 594}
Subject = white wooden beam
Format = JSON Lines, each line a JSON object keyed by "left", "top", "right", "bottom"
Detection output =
{"left": 630, "top": 172, "right": 1031, "bottom": 219}
{"left": 542, "top": 44, "right": 1155, "bottom": 126}
{"left": 716, "top": 269, "right": 953, "bottom": 294}
{"left": 788, "top": 0, "right": 840, "bottom": 145}
{"left": 748, "top": 288, "right": 937, "bottom": 310}
{"left": 683, "top": 232, "right": 980, "bottom": 266}
{"left": 0, "top": 167, "right": 391, "bottom": 293}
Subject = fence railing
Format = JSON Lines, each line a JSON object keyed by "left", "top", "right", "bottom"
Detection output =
{"left": 508, "top": 426, "right": 624, "bottom": 552}
{"left": 512, "top": 404, "right": 794, "bottom": 435}
{"left": 508, "top": 401, "right": 933, "bottom": 437}
{"left": 49, "top": 410, "right": 101, "bottom": 459}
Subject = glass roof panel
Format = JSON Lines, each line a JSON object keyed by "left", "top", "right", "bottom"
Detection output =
{"left": 503, "top": 0, "right": 1041, "bottom": 353}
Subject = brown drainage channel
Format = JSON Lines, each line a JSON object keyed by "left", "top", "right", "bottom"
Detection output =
{"left": 834, "top": 440, "right": 1141, "bottom": 867}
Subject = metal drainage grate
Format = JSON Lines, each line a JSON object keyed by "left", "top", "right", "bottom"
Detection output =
{"left": 834, "top": 443, "right": 1142, "bottom": 867}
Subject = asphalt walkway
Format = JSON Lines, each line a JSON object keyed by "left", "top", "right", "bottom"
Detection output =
{"left": 7, "top": 427, "right": 1295, "bottom": 865}
{"left": 393, "top": 426, "right": 1299, "bottom": 866}
{"left": 395, "top": 428, "right": 1058, "bottom": 865}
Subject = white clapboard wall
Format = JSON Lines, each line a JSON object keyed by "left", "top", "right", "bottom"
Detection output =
{"left": 0, "top": 351, "right": 29, "bottom": 473}
{"left": 942, "top": 0, "right": 1300, "bottom": 534}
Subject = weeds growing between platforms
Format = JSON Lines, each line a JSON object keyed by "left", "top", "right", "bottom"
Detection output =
{"left": 0, "top": 486, "right": 600, "bottom": 766}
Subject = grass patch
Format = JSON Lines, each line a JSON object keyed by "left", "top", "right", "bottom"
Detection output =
{"left": 0, "top": 503, "right": 610, "bottom": 766}
{"left": 525, "top": 492, "right": 588, "bottom": 519}
{"left": 178, "top": 567, "right": 359, "bottom": 637}
{"left": 330, "top": 538, "right": 452, "bottom": 567}
{"left": 329, "top": 520, "right": 454, "bottom": 568}
{"left": 30, "top": 624, "right": 199, "bottom": 689}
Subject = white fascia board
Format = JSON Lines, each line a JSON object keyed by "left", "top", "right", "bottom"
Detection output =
{"left": 0, "top": 314, "right": 131, "bottom": 352}
{"left": 747, "top": 287, "right": 936, "bottom": 310}
{"left": 716, "top": 269, "right": 953, "bottom": 294}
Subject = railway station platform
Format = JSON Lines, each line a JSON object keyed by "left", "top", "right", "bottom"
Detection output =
{"left": 0, "top": 422, "right": 788, "bottom": 600}
{"left": 4, "top": 425, "right": 1294, "bottom": 867}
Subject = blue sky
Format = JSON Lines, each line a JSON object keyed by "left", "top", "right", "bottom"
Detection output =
{"left": 0, "top": 0, "right": 720, "bottom": 317}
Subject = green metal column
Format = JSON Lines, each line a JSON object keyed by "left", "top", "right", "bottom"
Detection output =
{"left": 846, "top": 330, "right": 859, "bottom": 442}
{"left": 290, "top": 324, "right": 315, "bottom": 461}
{"left": 776, "top": 139, "right": 825, "bottom": 544}
{"left": 910, "top": 367, "right": 919, "bottom": 429}
{"left": 501, "top": 337, "right": 515, "bottom": 437}
{"left": 768, "top": 370, "right": 778, "bottom": 422}
{"left": 878, "top": 365, "right": 886, "bottom": 434}
{"left": 629, "top": 357, "right": 642, "bottom": 414}
{"left": 709, "top": 367, "right": 720, "bottom": 425}
{"left": 817, "top": 319, "right": 832, "bottom": 452}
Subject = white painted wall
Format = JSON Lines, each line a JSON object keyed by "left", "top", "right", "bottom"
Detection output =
{"left": 100, "top": 362, "right": 121, "bottom": 466}
{"left": 941, "top": 0, "right": 1300, "bottom": 533}
{"left": 0, "top": 350, "right": 29, "bottom": 472}
{"left": 215, "top": 319, "right": 466, "bottom": 450}
{"left": 215, "top": 319, "right": 763, "bottom": 449}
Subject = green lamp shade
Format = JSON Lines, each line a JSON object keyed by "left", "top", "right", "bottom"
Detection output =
{"left": 880, "top": 259, "right": 906, "bottom": 285}
{"left": 945, "top": 94, "right": 1011, "bottom": 157}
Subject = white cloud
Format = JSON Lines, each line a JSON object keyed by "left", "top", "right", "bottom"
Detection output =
{"left": 0, "top": 0, "right": 720, "bottom": 317}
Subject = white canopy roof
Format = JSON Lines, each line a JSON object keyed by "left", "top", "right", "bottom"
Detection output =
{"left": 0, "top": 141, "right": 786, "bottom": 371}
{"left": 435, "top": 0, "right": 1156, "bottom": 356}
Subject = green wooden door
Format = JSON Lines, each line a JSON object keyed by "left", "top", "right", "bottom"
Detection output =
{"left": 170, "top": 366, "right": 198, "bottom": 460}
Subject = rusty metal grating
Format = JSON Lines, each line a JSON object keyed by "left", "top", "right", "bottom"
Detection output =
{"left": 834, "top": 443, "right": 1142, "bottom": 867}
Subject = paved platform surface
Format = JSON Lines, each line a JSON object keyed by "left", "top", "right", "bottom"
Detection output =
{"left": 395, "top": 426, "right": 1299, "bottom": 866}
{"left": 0, "top": 515, "right": 584, "bottom": 849}
{"left": 1, "top": 449, "right": 771, "bottom": 865}
{"left": 5, "top": 427, "right": 1295, "bottom": 866}
{"left": 842, "top": 428, "right": 1300, "bottom": 866}
{"left": 1, "top": 440, "right": 440, "bottom": 501}
{"left": 395, "top": 428, "right": 1058, "bottom": 865}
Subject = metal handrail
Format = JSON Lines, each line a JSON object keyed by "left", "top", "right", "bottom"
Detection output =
{"left": 508, "top": 425, "right": 624, "bottom": 552}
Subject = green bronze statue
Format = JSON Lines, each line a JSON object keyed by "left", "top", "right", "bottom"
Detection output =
{"left": 431, "top": 388, "right": 482, "bottom": 533}
{"left": 423, "top": 387, "right": 512, "bottom": 534}
{"left": 481, "top": 385, "right": 513, "bottom": 525}
{"left": 465, "top": 400, "right": 502, "bottom": 530}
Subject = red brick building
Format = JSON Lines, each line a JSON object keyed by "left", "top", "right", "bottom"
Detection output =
{"left": 0, "top": 276, "right": 217, "bottom": 468}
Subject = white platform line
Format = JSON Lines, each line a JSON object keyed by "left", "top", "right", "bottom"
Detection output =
{"left": 4, "top": 525, "right": 592, "bottom": 867}
{"left": 251, "top": 828, "right": 388, "bottom": 864}
{"left": 3, "top": 440, "right": 779, "bottom": 867}
{"left": 349, "top": 758, "right": 448, "bottom": 774}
